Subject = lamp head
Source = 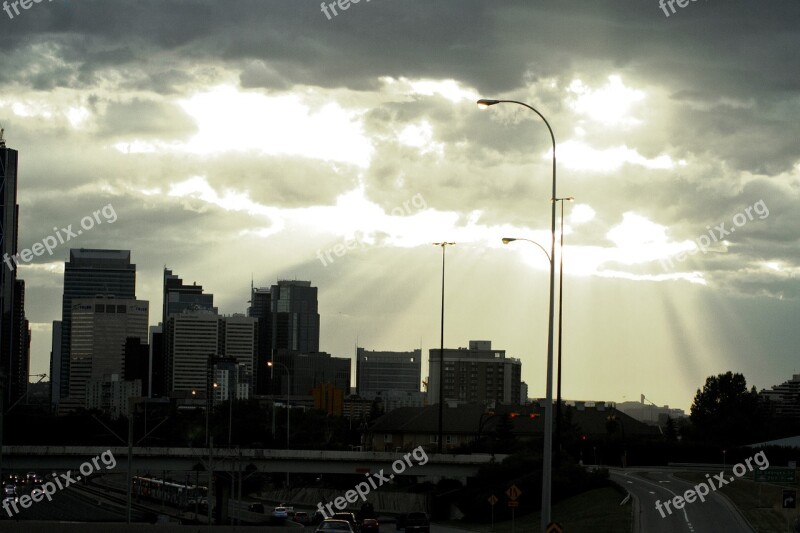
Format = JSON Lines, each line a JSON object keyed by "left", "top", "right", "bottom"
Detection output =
{"left": 501, "top": 237, "right": 516, "bottom": 244}
{"left": 477, "top": 99, "right": 500, "bottom": 108}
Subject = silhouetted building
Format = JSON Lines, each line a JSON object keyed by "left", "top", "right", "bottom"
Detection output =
{"left": 251, "top": 279, "right": 320, "bottom": 395}
{"left": 356, "top": 348, "right": 421, "bottom": 396}
{"left": 56, "top": 249, "right": 136, "bottom": 408}
{"left": 270, "top": 350, "right": 350, "bottom": 396}
{"left": 312, "top": 383, "right": 345, "bottom": 416}
{"left": 759, "top": 374, "right": 800, "bottom": 420}
{"left": 60, "top": 297, "right": 148, "bottom": 413}
{"left": 248, "top": 285, "right": 271, "bottom": 395}
{"left": 149, "top": 326, "right": 165, "bottom": 397}
{"left": 0, "top": 139, "right": 30, "bottom": 408}
{"left": 124, "top": 337, "right": 150, "bottom": 394}
{"left": 428, "top": 340, "right": 522, "bottom": 407}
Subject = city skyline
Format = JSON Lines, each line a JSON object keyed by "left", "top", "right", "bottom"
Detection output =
{"left": 2, "top": 1, "right": 799, "bottom": 413}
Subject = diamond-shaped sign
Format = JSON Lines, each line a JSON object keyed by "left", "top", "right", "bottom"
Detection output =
{"left": 488, "top": 495, "right": 498, "bottom": 506}
{"left": 506, "top": 484, "right": 522, "bottom": 501}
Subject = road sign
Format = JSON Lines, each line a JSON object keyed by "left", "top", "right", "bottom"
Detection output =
{"left": 506, "top": 484, "right": 522, "bottom": 500}
{"left": 488, "top": 495, "right": 498, "bottom": 506}
{"left": 754, "top": 468, "right": 796, "bottom": 483}
{"left": 546, "top": 522, "right": 564, "bottom": 533}
{"left": 784, "top": 490, "right": 797, "bottom": 509}
{"left": 507, "top": 500, "right": 519, "bottom": 508}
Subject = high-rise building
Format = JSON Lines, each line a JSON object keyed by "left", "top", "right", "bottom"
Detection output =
{"left": 428, "top": 340, "right": 522, "bottom": 407}
{"left": 248, "top": 285, "right": 271, "bottom": 395}
{"left": 86, "top": 374, "right": 141, "bottom": 419}
{"left": 250, "top": 280, "right": 320, "bottom": 395}
{"left": 271, "top": 280, "right": 319, "bottom": 353}
{"left": 356, "top": 348, "right": 421, "bottom": 396}
{"left": 160, "top": 268, "right": 216, "bottom": 397}
{"left": 57, "top": 249, "right": 136, "bottom": 407}
{"left": 162, "top": 268, "right": 216, "bottom": 326}
{"left": 61, "top": 297, "right": 148, "bottom": 412}
{"left": 166, "top": 309, "right": 219, "bottom": 395}
{"left": 0, "top": 137, "right": 30, "bottom": 408}
{"left": 219, "top": 314, "right": 257, "bottom": 384}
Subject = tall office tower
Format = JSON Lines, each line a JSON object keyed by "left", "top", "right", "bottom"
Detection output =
{"left": 271, "top": 280, "right": 319, "bottom": 353}
{"left": 165, "top": 309, "right": 219, "bottom": 395}
{"left": 161, "top": 268, "right": 216, "bottom": 396}
{"left": 356, "top": 348, "right": 422, "bottom": 395}
{"left": 219, "top": 314, "right": 257, "bottom": 389}
{"left": 162, "top": 268, "right": 216, "bottom": 326}
{"left": 267, "top": 280, "right": 320, "bottom": 395}
{"left": 61, "top": 297, "right": 148, "bottom": 412}
{"left": 0, "top": 136, "right": 30, "bottom": 408}
{"left": 8, "top": 280, "right": 30, "bottom": 404}
{"left": 248, "top": 285, "right": 271, "bottom": 395}
{"left": 428, "top": 340, "right": 522, "bottom": 407}
{"left": 57, "top": 249, "right": 136, "bottom": 408}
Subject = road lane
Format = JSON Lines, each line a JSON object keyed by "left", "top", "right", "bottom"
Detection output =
{"left": 611, "top": 468, "right": 753, "bottom": 533}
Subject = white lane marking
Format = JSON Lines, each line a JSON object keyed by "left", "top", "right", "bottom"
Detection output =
{"left": 613, "top": 471, "right": 695, "bottom": 532}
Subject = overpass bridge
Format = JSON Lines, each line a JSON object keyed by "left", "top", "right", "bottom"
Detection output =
{"left": 1, "top": 447, "right": 506, "bottom": 481}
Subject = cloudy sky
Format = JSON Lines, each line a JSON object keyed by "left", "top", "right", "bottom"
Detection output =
{"left": 2, "top": 0, "right": 799, "bottom": 411}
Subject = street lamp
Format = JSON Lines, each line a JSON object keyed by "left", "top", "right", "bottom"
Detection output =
{"left": 554, "top": 196, "right": 574, "bottom": 452}
{"left": 481, "top": 97, "right": 558, "bottom": 532}
{"left": 433, "top": 242, "right": 455, "bottom": 454}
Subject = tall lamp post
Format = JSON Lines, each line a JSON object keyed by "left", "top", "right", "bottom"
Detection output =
{"left": 554, "top": 196, "right": 574, "bottom": 451}
{"left": 433, "top": 242, "right": 455, "bottom": 454}
{"left": 480, "top": 97, "right": 558, "bottom": 532}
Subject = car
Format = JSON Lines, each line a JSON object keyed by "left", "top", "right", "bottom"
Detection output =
{"left": 293, "top": 511, "right": 310, "bottom": 524}
{"left": 272, "top": 506, "right": 288, "bottom": 519}
{"left": 332, "top": 512, "right": 360, "bottom": 532}
{"left": 315, "top": 519, "right": 355, "bottom": 532}
{"left": 3, "top": 486, "right": 15, "bottom": 497}
{"left": 361, "top": 518, "right": 379, "bottom": 533}
{"left": 247, "top": 502, "right": 265, "bottom": 513}
{"left": 404, "top": 512, "right": 430, "bottom": 533}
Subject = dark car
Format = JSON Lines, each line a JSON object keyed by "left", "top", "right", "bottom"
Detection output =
{"left": 361, "top": 518, "right": 379, "bottom": 533}
{"left": 315, "top": 519, "right": 355, "bottom": 533}
{"left": 332, "top": 512, "right": 360, "bottom": 533}
{"left": 404, "top": 512, "right": 430, "bottom": 533}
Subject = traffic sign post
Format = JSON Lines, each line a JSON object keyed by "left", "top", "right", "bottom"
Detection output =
{"left": 546, "top": 523, "right": 564, "bottom": 533}
{"left": 488, "top": 494, "right": 497, "bottom": 531}
{"left": 505, "top": 484, "right": 521, "bottom": 533}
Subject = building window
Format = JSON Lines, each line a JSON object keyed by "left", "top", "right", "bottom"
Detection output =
{"left": 430, "top": 435, "right": 438, "bottom": 444}
{"left": 384, "top": 434, "right": 392, "bottom": 443}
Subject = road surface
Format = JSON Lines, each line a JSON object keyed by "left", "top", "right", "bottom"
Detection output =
{"left": 611, "top": 468, "right": 753, "bottom": 533}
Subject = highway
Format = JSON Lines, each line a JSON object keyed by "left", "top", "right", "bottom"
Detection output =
{"left": 611, "top": 468, "right": 753, "bottom": 533}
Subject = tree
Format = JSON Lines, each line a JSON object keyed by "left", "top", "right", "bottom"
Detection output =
{"left": 689, "top": 371, "right": 762, "bottom": 444}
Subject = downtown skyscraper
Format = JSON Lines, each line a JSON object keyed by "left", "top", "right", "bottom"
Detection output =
{"left": 53, "top": 249, "right": 136, "bottom": 408}
{"left": 0, "top": 134, "right": 30, "bottom": 409}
